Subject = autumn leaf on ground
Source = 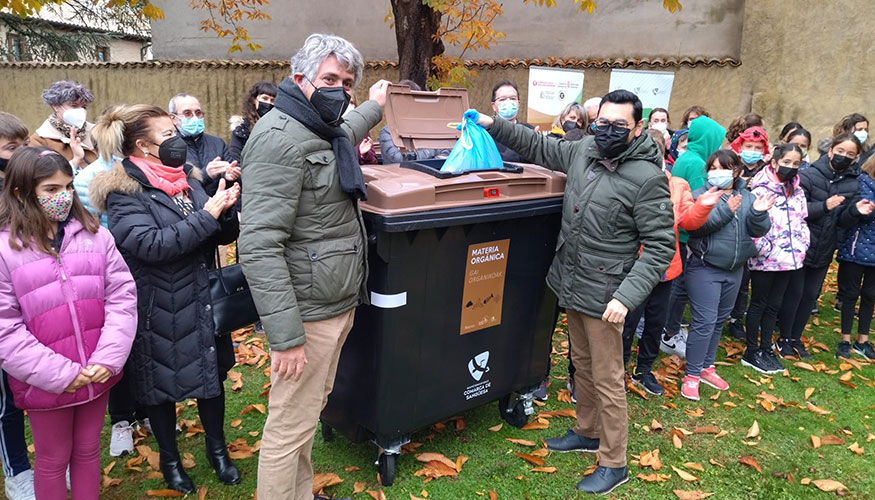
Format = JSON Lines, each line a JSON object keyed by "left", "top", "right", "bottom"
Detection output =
{"left": 521, "top": 420, "right": 550, "bottom": 431}
{"left": 311, "top": 472, "right": 343, "bottom": 494}
{"left": 240, "top": 403, "right": 266, "bottom": 415}
{"left": 531, "top": 466, "right": 558, "bottom": 473}
{"left": 685, "top": 408, "right": 704, "bottom": 418}
{"left": 557, "top": 389, "right": 574, "bottom": 404}
{"left": 639, "top": 449, "right": 663, "bottom": 470}
{"left": 416, "top": 453, "right": 458, "bottom": 471}
{"left": 506, "top": 438, "right": 536, "bottom": 446}
{"left": 181, "top": 452, "right": 196, "bottom": 469}
{"left": 514, "top": 452, "right": 545, "bottom": 467}
{"left": 344, "top": 466, "right": 360, "bottom": 472}
{"left": 366, "top": 490, "right": 388, "bottom": 500}
{"left": 794, "top": 362, "right": 817, "bottom": 372}
{"left": 227, "top": 370, "right": 243, "bottom": 391}
{"left": 684, "top": 462, "right": 705, "bottom": 472}
{"left": 673, "top": 490, "right": 714, "bottom": 500}
{"left": 821, "top": 435, "right": 846, "bottom": 446}
{"left": 530, "top": 448, "right": 549, "bottom": 458}
{"left": 488, "top": 490, "right": 498, "bottom": 500}
{"left": 456, "top": 454, "right": 469, "bottom": 472}
{"left": 811, "top": 435, "right": 822, "bottom": 449}
{"left": 760, "top": 399, "right": 775, "bottom": 412}
{"left": 354, "top": 482, "right": 366, "bottom": 494}
{"left": 812, "top": 479, "right": 849, "bottom": 493}
{"left": 806, "top": 401, "right": 831, "bottom": 416}
{"left": 693, "top": 426, "right": 720, "bottom": 435}
{"left": 747, "top": 421, "right": 760, "bottom": 438}
{"left": 804, "top": 387, "right": 815, "bottom": 400}
{"left": 651, "top": 418, "right": 663, "bottom": 432}
{"left": 488, "top": 423, "right": 503, "bottom": 432}
{"left": 145, "top": 490, "right": 185, "bottom": 498}
{"left": 738, "top": 456, "right": 762, "bottom": 474}
{"left": 671, "top": 465, "right": 698, "bottom": 482}
{"left": 709, "top": 458, "right": 725, "bottom": 468}
{"left": 197, "top": 486, "right": 207, "bottom": 500}
{"left": 103, "top": 461, "right": 116, "bottom": 475}
{"left": 637, "top": 472, "right": 671, "bottom": 482}
{"left": 848, "top": 442, "right": 864, "bottom": 455}
{"left": 102, "top": 475, "right": 122, "bottom": 488}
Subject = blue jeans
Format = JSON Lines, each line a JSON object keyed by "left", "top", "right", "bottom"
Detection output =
{"left": 0, "top": 370, "right": 31, "bottom": 477}
{"left": 684, "top": 258, "right": 744, "bottom": 377}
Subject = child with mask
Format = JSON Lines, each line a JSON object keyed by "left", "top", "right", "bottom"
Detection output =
{"left": 730, "top": 126, "right": 770, "bottom": 183}
{"left": 744, "top": 144, "right": 810, "bottom": 372}
{"left": 781, "top": 134, "right": 874, "bottom": 360}
{"left": 785, "top": 128, "right": 813, "bottom": 169}
{"left": 681, "top": 149, "right": 774, "bottom": 401}
{"left": 0, "top": 147, "right": 137, "bottom": 499}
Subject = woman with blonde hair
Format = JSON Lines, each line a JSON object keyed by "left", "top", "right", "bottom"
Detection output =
{"left": 547, "top": 101, "right": 588, "bottom": 139}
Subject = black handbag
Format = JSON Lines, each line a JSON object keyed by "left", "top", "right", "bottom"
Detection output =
{"left": 208, "top": 249, "right": 259, "bottom": 336}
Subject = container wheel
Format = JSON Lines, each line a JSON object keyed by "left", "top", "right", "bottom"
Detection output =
{"left": 498, "top": 394, "right": 529, "bottom": 428}
{"left": 378, "top": 453, "right": 396, "bottom": 486}
{"left": 320, "top": 420, "right": 334, "bottom": 442}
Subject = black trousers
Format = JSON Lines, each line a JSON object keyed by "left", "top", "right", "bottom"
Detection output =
{"left": 781, "top": 265, "right": 830, "bottom": 341}
{"left": 623, "top": 280, "right": 673, "bottom": 372}
{"left": 837, "top": 261, "right": 875, "bottom": 335}
{"left": 746, "top": 270, "right": 794, "bottom": 351}
{"left": 731, "top": 265, "right": 751, "bottom": 320}
{"left": 147, "top": 387, "right": 227, "bottom": 457}
{"left": 108, "top": 369, "right": 146, "bottom": 425}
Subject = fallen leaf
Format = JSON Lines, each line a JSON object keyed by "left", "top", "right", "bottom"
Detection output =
{"left": 145, "top": 490, "right": 185, "bottom": 498}
{"left": 514, "top": 452, "right": 545, "bottom": 467}
{"left": 806, "top": 401, "right": 831, "bottom": 416}
{"left": 413, "top": 460, "right": 458, "bottom": 480}
{"left": 685, "top": 408, "right": 705, "bottom": 418}
{"left": 671, "top": 465, "right": 699, "bottom": 482}
{"left": 673, "top": 490, "right": 714, "bottom": 500}
{"left": 811, "top": 435, "right": 822, "bottom": 449}
{"left": 794, "top": 362, "right": 817, "bottom": 372}
{"left": 715, "top": 430, "right": 729, "bottom": 439}
{"left": 240, "top": 404, "right": 266, "bottom": 415}
{"left": 506, "top": 438, "right": 536, "bottom": 447}
{"left": 197, "top": 486, "right": 208, "bottom": 500}
{"left": 709, "top": 391, "right": 722, "bottom": 401}
{"left": 521, "top": 421, "right": 550, "bottom": 431}
{"left": 709, "top": 458, "right": 725, "bottom": 468}
{"left": 693, "top": 426, "right": 721, "bottom": 435}
{"left": 738, "top": 456, "right": 762, "bottom": 474}
{"left": 354, "top": 482, "right": 366, "bottom": 494}
{"left": 637, "top": 472, "right": 671, "bottom": 482}
{"left": 747, "top": 421, "right": 760, "bottom": 439}
{"left": 639, "top": 449, "right": 663, "bottom": 470}
{"left": 673, "top": 434, "right": 684, "bottom": 449}
{"left": 684, "top": 462, "right": 705, "bottom": 472}
{"left": 227, "top": 370, "right": 243, "bottom": 391}
{"left": 230, "top": 418, "right": 242, "bottom": 428}
{"left": 181, "top": 452, "right": 196, "bottom": 470}
{"left": 531, "top": 466, "right": 558, "bottom": 473}
{"left": 102, "top": 475, "right": 122, "bottom": 488}
{"left": 801, "top": 477, "right": 812, "bottom": 485}
{"left": 849, "top": 442, "right": 864, "bottom": 455}
{"left": 488, "top": 490, "right": 498, "bottom": 500}
{"left": 530, "top": 448, "right": 549, "bottom": 457}
{"left": 760, "top": 400, "right": 775, "bottom": 412}
{"left": 488, "top": 423, "right": 503, "bottom": 432}
{"left": 840, "top": 371, "right": 854, "bottom": 382}
{"left": 804, "top": 387, "right": 815, "bottom": 400}
{"left": 651, "top": 418, "right": 663, "bottom": 432}
{"left": 103, "top": 461, "right": 117, "bottom": 475}
{"left": 416, "top": 453, "right": 458, "bottom": 471}
{"left": 311, "top": 472, "right": 343, "bottom": 494}
{"left": 821, "top": 435, "right": 846, "bottom": 446}
{"left": 812, "top": 479, "right": 849, "bottom": 493}
{"left": 366, "top": 490, "right": 388, "bottom": 500}
{"left": 456, "top": 454, "right": 469, "bottom": 472}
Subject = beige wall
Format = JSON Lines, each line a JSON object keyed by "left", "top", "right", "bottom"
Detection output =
{"left": 106, "top": 39, "right": 148, "bottom": 62}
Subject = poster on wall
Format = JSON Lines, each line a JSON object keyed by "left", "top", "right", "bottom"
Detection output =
{"left": 526, "top": 66, "right": 585, "bottom": 131}
{"left": 608, "top": 69, "right": 675, "bottom": 123}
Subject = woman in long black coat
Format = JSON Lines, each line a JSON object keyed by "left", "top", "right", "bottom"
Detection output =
{"left": 90, "top": 104, "right": 242, "bottom": 494}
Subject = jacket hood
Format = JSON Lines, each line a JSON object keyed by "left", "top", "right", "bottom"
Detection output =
{"left": 685, "top": 116, "right": 726, "bottom": 162}
{"left": 749, "top": 164, "right": 802, "bottom": 194}
{"left": 88, "top": 159, "right": 203, "bottom": 213}
{"left": 229, "top": 115, "right": 245, "bottom": 132}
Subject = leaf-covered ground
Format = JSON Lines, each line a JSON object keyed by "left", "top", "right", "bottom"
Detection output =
{"left": 7, "top": 266, "right": 875, "bottom": 499}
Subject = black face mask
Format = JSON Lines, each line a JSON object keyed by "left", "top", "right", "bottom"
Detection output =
{"left": 776, "top": 165, "right": 798, "bottom": 182}
{"left": 308, "top": 80, "right": 350, "bottom": 127}
{"left": 154, "top": 135, "right": 188, "bottom": 167}
{"left": 562, "top": 120, "right": 579, "bottom": 133}
{"left": 593, "top": 123, "right": 632, "bottom": 159}
{"left": 0, "top": 157, "right": 7, "bottom": 172}
{"left": 256, "top": 101, "right": 274, "bottom": 118}
{"left": 831, "top": 153, "right": 853, "bottom": 172}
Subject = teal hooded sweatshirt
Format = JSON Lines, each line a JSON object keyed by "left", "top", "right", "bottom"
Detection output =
{"left": 670, "top": 115, "right": 726, "bottom": 243}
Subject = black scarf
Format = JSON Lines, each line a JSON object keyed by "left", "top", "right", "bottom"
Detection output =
{"left": 274, "top": 78, "right": 367, "bottom": 201}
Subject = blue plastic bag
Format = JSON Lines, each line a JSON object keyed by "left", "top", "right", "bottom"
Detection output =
{"left": 440, "top": 109, "right": 504, "bottom": 173}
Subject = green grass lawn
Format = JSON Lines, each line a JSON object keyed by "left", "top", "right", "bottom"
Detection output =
{"left": 11, "top": 269, "right": 875, "bottom": 500}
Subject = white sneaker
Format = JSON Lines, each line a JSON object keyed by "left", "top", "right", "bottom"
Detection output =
{"left": 660, "top": 328, "right": 688, "bottom": 359}
{"left": 5, "top": 469, "right": 35, "bottom": 500}
{"left": 109, "top": 421, "right": 134, "bottom": 457}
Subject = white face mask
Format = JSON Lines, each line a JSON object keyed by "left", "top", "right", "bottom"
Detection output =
{"left": 62, "top": 107, "right": 87, "bottom": 129}
{"left": 651, "top": 122, "right": 668, "bottom": 132}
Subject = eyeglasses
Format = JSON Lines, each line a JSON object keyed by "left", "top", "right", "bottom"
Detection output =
{"left": 593, "top": 118, "right": 632, "bottom": 129}
{"left": 493, "top": 96, "right": 519, "bottom": 103}
{"left": 175, "top": 110, "right": 204, "bottom": 119}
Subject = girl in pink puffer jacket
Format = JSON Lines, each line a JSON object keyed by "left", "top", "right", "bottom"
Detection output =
{"left": 0, "top": 147, "right": 137, "bottom": 500}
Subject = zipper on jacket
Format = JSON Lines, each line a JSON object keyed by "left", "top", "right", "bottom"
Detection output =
{"left": 785, "top": 201, "right": 798, "bottom": 269}
{"left": 731, "top": 214, "right": 740, "bottom": 270}
{"left": 55, "top": 251, "right": 96, "bottom": 400}
{"left": 852, "top": 229, "right": 860, "bottom": 256}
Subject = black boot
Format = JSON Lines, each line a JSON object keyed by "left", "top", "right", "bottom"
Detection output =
{"left": 205, "top": 434, "right": 241, "bottom": 485}
{"left": 148, "top": 403, "right": 196, "bottom": 494}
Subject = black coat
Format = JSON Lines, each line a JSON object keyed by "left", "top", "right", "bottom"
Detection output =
{"left": 224, "top": 118, "right": 250, "bottom": 164}
{"left": 799, "top": 155, "right": 863, "bottom": 268}
{"left": 496, "top": 122, "right": 534, "bottom": 163}
{"left": 183, "top": 132, "right": 229, "bottom": 196}
{"left": 90, "top": 159, "right": 239, "bottom": 406}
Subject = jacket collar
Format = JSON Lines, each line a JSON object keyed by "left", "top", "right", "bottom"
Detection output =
{"left": 34, "top": 119, "right": 96, "bottom": 151}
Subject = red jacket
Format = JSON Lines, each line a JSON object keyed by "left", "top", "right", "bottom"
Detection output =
{"left": 662, "top": 173, "right": 713, "bottom": 281}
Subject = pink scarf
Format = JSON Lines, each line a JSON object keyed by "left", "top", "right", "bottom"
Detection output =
{"left": 129, "top": 156, "right": 190, "bottom": 198}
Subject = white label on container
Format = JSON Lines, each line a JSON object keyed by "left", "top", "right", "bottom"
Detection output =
{"left": 370, "top": 291, "right": 407, "bottom": 309}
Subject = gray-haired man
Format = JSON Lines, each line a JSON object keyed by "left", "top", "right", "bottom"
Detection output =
{"left": 239, "top": 34, "right": 389, "bottom": 500}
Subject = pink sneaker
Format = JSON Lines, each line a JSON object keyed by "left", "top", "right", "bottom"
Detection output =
{"left": 700, "top": 366, "right": 730, "bottom": 391}
{"left": 681, "top": 375, "right": 700, "bottom": 401}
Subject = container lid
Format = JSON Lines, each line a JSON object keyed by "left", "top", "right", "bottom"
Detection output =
{"left": 360, "top": 164, "right": 566, "bottom": 215}
{"left": 383, "top": 84, "right": 470, "bottom": 154}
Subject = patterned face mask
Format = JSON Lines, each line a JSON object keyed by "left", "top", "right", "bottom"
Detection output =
{"left": 38, "top": 190, "right": 73, "bottom": 221}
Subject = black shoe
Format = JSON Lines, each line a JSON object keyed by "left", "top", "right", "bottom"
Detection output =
{"left": 852, "top": 341, "right": 875, "bottom": 360}
{"left": 205, "top": 435, "right": 241, "bottom": 485}
{"left": 159, "top": 454, "right": 196, "bottom": 494}
{"left": 790, "top": 339, "right": 813, "bottom": 360}
{"left": 532, "top": 378, "right": 549, "bottom": 401}
{"left": 836, "top": 341, "right": 852, "bottom": 359}
{"left": 773, "top": 338, "right": 796, "bottom": 359}
{"left": 577, "top": 466, "right": 629, "bottom": 495}
{"left": 728, "top": 319, "right": 745, "bottom": 340}
{"left": 545, "top": 429, "right": 599, "bottom": 453}
{"left": 763, "top": 349, "right": 785, "bottom": 373}
{"left": 834, "top": 300, "right": 843, "bottom": 313}
{"left": 741, "top": 349, "right": 775, "bottom": 375}
{"left": 631, "top": 370, "right": 665, "bottom": 396}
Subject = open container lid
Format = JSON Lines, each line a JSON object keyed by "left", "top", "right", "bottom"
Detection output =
{"left": 383, "top": 84, "right": 469, "bottom": 153}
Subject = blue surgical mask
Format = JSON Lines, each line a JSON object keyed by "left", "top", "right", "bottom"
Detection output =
{"left": 497, "top": 100, "right": 519, "bottom": 121}
{"left": 854, "top": 130, "right": 869, "bottom": 144}
{"left": 739, "top": 150, "right": 763, "bottom": 165}
{"left": 708, "top": 169, "right": 735, "bottom": 190}
{"left": 179, "top": 116, "right": 205, "bottom": 137}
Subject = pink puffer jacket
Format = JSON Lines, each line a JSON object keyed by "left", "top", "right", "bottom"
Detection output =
{"left": 0, "top": 218, "right": 137, "bottom": 411}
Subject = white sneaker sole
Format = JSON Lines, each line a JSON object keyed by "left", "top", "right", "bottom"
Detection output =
{"left": 109, "top": 448, "right": 133, "bottom": 457}
{"left": 583, "top": 475, "right": 630, "bottom": 496}
{"left": 699, "top": 378, "right": 729, "bottom": 391}
{"left": 740, "top": 359, "right": 781, "bottom": 375}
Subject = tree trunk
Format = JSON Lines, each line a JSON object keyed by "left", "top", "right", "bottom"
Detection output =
{"left": 390, "top": 0, "right": 444, "bottom": 89}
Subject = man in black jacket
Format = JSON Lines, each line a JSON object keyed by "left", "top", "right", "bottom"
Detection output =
{"left": 169, "top": 93, "right": 240, "bottom": 194}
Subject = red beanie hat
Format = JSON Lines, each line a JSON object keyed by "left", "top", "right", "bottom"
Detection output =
{"left": 730, "top": 126, "right": 771, "bottom": 155}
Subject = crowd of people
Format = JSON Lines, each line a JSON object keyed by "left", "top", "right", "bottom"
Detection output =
{"left": 0, "top": 31, "right": 872, "bottom": 499}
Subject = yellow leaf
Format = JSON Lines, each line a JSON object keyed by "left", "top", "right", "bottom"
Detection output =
{"left": 145, "top": 490, "right": 185, "bottom": 498}
{"left": 684, "top": 462, "right": 705, "bottom": 472}
{"left": 673, "top": 491, "right": 714, "bottom": 500}
{"left": 811, "top": 435, "right": 822, "bottom": 449}
{"left": 311, "top": 473, "right": 343, "bottom": 494}
{"left": 639, "top": 449, "right": 663, "bottom": 470}
{"left": 521, "top": 421, "right": 550, "bottom": 431}
{"left": 849, "top": 442, "right": 864, "bottom": 455}
{"left": 354, "top": 482, "right": 366, "bottom": 494}
{"left": 530, "top": 448, "right": 549, "bottom": 458}
{"left": 456, "top": 454, "right": 469, "bottom": 472}
{"left": 415, "top": 453, "right": 457, "bottom": 471}
{"left": 506, "top": 438, "right": 536, "bottom": 446}
{"left": 709, "top": 458, "right": 725, "bottom": 468}
{"left": 230, "top": 418, "right": 242, "bottom": 428}
{"left": 103, "top": 461, "right": 116, "bottom": 475}
{"left": 671, "top": 465, "right": 698, "bottom": 482}
{"left": 673, "top": 433, "right": 684, "bottom": 449}
{"left": 513, "top": 452, "right": 545, "bottom": 467}
{"left": 746, "top": 421, "right": 760, "bottom": 439}
{"left": 651, "top": 418, "right": 663, "bottom": 432}
{"left": 801, "top": 477, "right": 812, "bottom": 485}
{"left": 531, "top": 466, "right": 558, "bottom": 473}
{"left": 760, "top": 399, "right": 775, "bottom": 412}
{"left": 794, "top": 362, "right": 817, "bottom": 372}
{"left": 812, "top": 479, "right": 849, "bottom": 493}
{"left": 488, "top": 423, "right": 503, "bottom": 432}
{"left": 637, "top": 472, "right": 671, "bottom": 482}
{"left": 197, "top": 486, "right": 208, "bottom": 500}
{"left": 804, "top": 387, "right": 815, "bottom": 400}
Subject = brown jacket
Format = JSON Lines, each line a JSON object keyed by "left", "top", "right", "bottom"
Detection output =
{"left": 30, "top": 119, "right": 98, "bottom": 166}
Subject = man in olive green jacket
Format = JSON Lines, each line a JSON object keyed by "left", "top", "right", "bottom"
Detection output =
{"left": 477, "top": 90, "right": 675, "bottom": 495}
{"left": 239, "top": 33, "right": 390, "bottom": 500}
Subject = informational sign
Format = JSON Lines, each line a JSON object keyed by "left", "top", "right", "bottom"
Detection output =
{"left": 526, "top": 66, "right": 585, "bottom": 131}
{"left": 460, "top": 239, "right": 510, "bottom": 335}
{"left": 609, "top": 69, "right": 675, "bottom": 122}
